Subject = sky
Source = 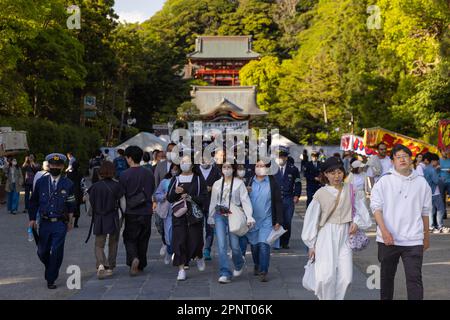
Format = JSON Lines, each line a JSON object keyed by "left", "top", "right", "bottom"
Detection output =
{"left": 114, "top": 0, "right": 166, "bottom": 23}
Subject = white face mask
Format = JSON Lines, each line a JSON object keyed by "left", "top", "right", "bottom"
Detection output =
{"left": 255, "top": 167, "right": 267, "bottom": 177}
{"left": 201, "top": 164, "right": 211, "bottom": 169}
{"left": 180, "top": 163, "right": 191, "bottom": 172}
{"left": 222, "top": 168, "right": 233, "bottom": 177}
{"left": 237, "top": 170, "right": 246, "bottom": 178}
{"left": 166, "top": 152, "right": 173, "bottom": 162}
{"left": 171, "top": 170, "right": 179, "bottom": 176}
{"left": 275, "top": 158, "right": 286, "bottom": 166}
{"left": 12, "top": 161, "right": 17, "bottom": 166}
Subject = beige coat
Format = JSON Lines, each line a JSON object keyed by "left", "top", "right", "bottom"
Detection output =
{"left": 4, "top": 166, "right": 23, "bottom": 192}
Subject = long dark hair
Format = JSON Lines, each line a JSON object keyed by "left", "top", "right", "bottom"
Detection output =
{"left": 164, "top": 163, "right": 180, "bottom": 180}
{"left": 218, "top": 162, "right": 238, "bottom": 178}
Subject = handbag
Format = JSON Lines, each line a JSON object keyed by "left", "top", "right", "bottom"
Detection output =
{"left": 186, "top": 176, "right": 204, "bottom": 224}
{"left": 229, "top": 201, "right": 248, "bottom": 236}
{"left": 347, "top": 184, "right": 369, "bottom": 252}
{"left": 127, "top": 188, "right": 147, "bottom": 209}
{"left": 219, "top": 178, "right": 248, "bottom": 236}
{"left": 302, "top": 259, "right": 316, "bottom": 292}
{"left": 172, "top": 198, "right": 188, "bottom": 218}
{"left": 155, "top": 200, "right": 170, "bottom": 219}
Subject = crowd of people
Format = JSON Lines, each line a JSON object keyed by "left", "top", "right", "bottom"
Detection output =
{"left": 2, "top": 140, "right": 449, "bottom": 300}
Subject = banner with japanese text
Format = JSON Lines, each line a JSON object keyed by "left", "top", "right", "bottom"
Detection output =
{"left": 363, "top": 127, "right": 438, "bottom": 156}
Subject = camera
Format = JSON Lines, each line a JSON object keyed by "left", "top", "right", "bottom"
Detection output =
{"left": 215, "top": 204, "right": 230, "bottom": 215}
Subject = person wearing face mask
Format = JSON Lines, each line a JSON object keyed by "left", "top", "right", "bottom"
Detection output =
{"left": 208, "top": 162, "right": 255, "bottom": 284}
{"left": 245, "top": 160, "right": 284, "bottom": 282}
{"left": 273, "top": 146, "right": 301, "bottom": 250}
{"left": 167, "top": 155, "right": 208, "bottom": 281}
{"left": 302, "top": 157, "right": 372, "bottom": 300}
{"left": 196, "top": 154, "right": 221, "bottom": 261}
{"left": 28, "top": 153, "right": 77, "bottom": 289}
{"left": 4, "top": 157, "right": 23, "bottom": 215}
{"left": 154, "top": 163, "right": 181, "bottom": 265}
{"left": 154, "top": 142, "right": 177, "bottom": 257}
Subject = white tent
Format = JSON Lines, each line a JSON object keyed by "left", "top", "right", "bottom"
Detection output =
{"left": 116, "top": 132, "right": 168, "bottom": 153}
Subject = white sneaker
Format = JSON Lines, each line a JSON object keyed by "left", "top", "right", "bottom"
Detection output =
{"left": 97, "top": 264, "right": 106, "bottom": 279}
{"left": 233, "top": 268, "right": 244, "bottom": 277}
{"left": 218, "top": 276, "right": 231, "bottom": 284}
{"left": 197, "top": 258, "right": 206, "bottom": 271}
{"left": 440, "top": 227, "right": 450, "bottom": 234}
{"left": 177, "top": 269, "right": 186, "bottom": 281}
{"left": 432, "top": 228, "right": 441, "bottom": 234}
{"left": 164, "top": 252, "right": 172, "bottom": 265}
{"left": 160, "top": 244, "right": 167, "bottom": 257}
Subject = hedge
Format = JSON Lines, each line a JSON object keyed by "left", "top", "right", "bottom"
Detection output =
{"left": 0, "top": 117, "right": 102, "bottom": 175}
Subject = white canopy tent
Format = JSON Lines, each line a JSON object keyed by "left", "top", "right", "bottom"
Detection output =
{"left": 116, "top": 132, "right": 169, "bottom": 153}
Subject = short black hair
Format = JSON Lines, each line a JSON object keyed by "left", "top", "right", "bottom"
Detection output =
{"left": 143, "top": 152, "right": 151, "bottom": 163}
{"left": 422, "top": 152, "right": 433, "bottom": 162}
{"left": 390, "top": 144, "right": 412, "bottom": 159}
{"left": 125, "top": 146, "right": 143, "bottom": 164}
{"left": 167, "top": 142, "right": 176, "bottom": 151}
{"left": 117, "top": 149, "right": 125, "bottom": 156}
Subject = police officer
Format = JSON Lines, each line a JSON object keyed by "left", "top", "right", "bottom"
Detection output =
{"left": 28, "top": 153, "right": 76, "bottom": 289}
{"left": 274, "top": 146, "right": 301, "bottom": 249}
{"left": 304, "top": 151, "right": 322, "bottom": 208}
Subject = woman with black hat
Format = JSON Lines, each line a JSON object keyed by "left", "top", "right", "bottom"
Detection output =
{"left": 301, "top": 157, "right": 371, "bottom": 300}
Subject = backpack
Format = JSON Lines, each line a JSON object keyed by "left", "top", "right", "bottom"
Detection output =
{"left": 115, "top": 157, "right": 128, "bottom": 172}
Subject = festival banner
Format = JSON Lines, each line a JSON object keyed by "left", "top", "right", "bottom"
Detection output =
{"left": 363, "top": 127, "right": 438, "bottom": 156}
{"left": 340, "top": 134, "right": 377, "bottom": 156}
{"left": 438, "top": 120, "right": 450, "bottom": 153}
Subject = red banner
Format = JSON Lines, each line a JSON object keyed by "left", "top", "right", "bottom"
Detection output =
{"left": 340, "top": 134, "right": 377, "bottom": 156}
{"left": 363, "top": 127, "right": 438, "bottom": 157}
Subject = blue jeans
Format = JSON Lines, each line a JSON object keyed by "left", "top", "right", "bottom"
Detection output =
{"left": 239, "top": 236, "right": 248, "bottom": 257}
{"left": 7, "top": 183, "right": 19, "bottom": 212}
{"left": 214, "top": 214, "right": 245, "bottom": 278}
{"left": 204, "top": 213, "right": 214, "bottom": 250}
{"left": 251, "top": 242, "right": 271, "bottom": 274}
{"left": 430, "top": 194, "right": 445, "bottom": 229}
{"left": 440, "top": 181, "right": 450, "bottom": 219}
{"left": 163, "top": 214, "right": 173, "bottom": 255}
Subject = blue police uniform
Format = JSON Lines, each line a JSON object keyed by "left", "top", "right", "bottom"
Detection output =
{"left": 274, "top": 147, "right": 301, "bottom": 249}
{"left": 29, "top": 153, "right": 76, "bottom": 288}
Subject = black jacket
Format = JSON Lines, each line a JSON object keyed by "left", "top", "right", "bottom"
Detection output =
{"left": 304, "top": 161, "right": 322, "bottom": 188}
{"left": 196, "top": 165, "right": 222, "bottom": 213}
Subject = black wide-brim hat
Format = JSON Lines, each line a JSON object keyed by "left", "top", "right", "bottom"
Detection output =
{"left": 322, "top": 157, "right": 344, "bottom": 173}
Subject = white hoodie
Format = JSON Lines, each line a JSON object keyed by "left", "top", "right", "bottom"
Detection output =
{"left": 370, "top": 168, "right": 432, "bottom": 246}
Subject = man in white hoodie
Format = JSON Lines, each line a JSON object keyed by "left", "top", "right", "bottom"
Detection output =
{"left": 371, "top": 144, "right": 431, "bottom": 300}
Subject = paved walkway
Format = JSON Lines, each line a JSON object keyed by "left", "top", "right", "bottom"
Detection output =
{"left": 2, "top": 183, "right": 449, "bottom": 300}
{"left": 71, "top": 198, "right": 379, "bottom": 300}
